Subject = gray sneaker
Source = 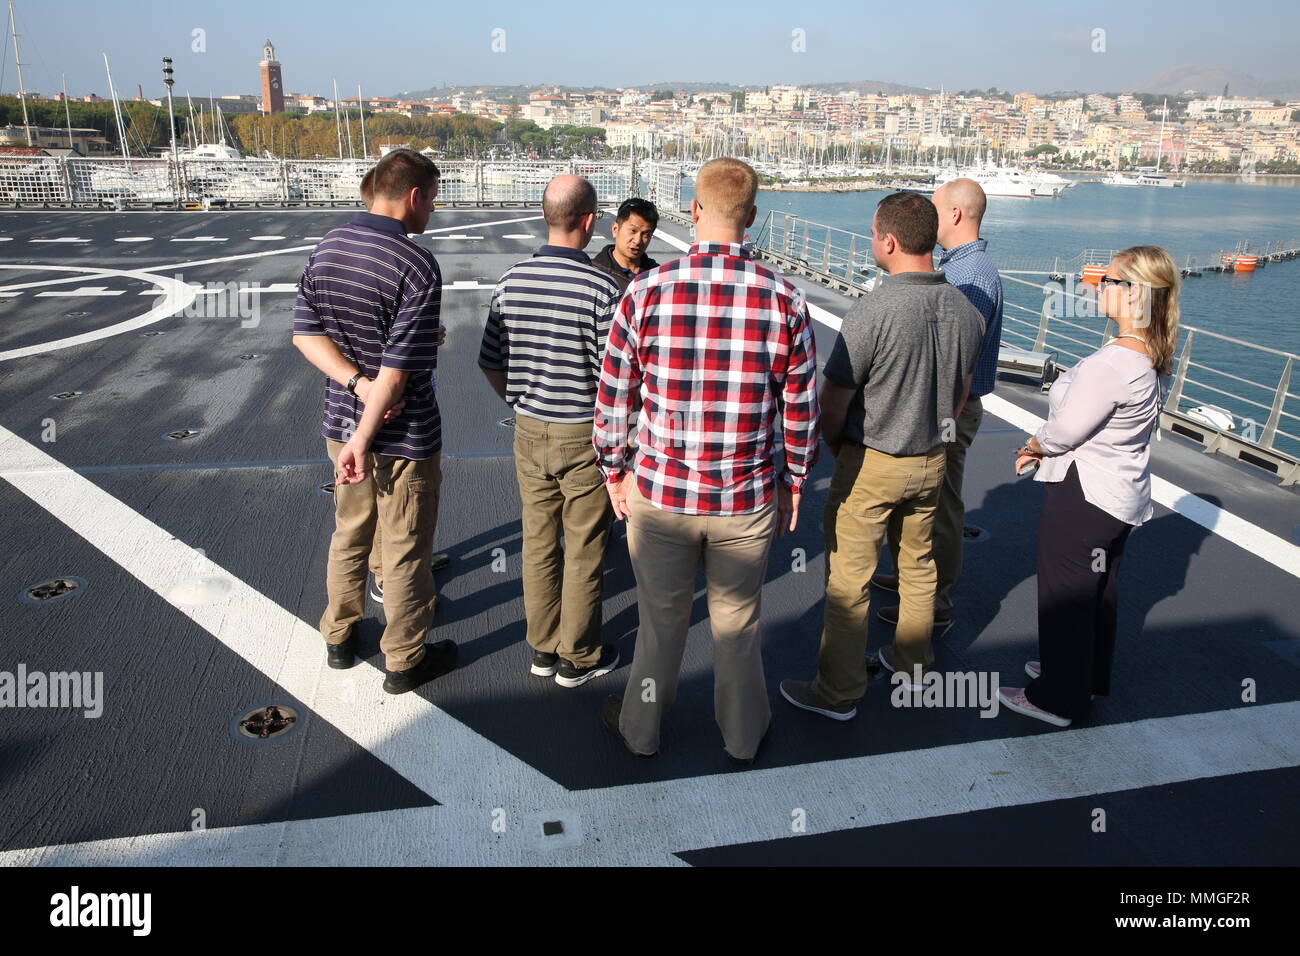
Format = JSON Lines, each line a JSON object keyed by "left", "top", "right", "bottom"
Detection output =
{"left": 779, "top": 679, "right": 857, "bottom": 721}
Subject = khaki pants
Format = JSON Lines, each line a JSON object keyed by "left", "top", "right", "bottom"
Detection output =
{"left": 619, "top": 481, "right": 777, "bottom": 759}
{"left": 812, "top": 442, "right": 946, "bottom": 707}
{"left": 320, "top": 439, "right": 441, "bottom": 672}
{"left": 887, "top": 395, "right": 983, "bottom": 616}
{"left": 514, "top": 413, "right": 612, "bottom": 667}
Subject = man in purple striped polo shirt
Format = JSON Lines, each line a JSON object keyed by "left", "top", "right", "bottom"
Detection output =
{"left": 292, "top": 148, "right": 457, "bottom": 696}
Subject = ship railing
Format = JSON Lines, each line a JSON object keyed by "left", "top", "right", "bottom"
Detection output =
{"left": 744, "top": 212, "right": 1299, "bottom": 484}
{"left": 0, "top": 156, "right": 666, "bottom": 208}
{"left": 644, "top": 162, "right": 686, "bottom": 213}
{"left": 750, "top": 211, "right": 879, "bottom": 294}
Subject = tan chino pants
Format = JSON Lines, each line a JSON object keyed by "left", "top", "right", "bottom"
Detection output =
{"left": 812, "top": 442, "right": 946, "bottom": 706}
{"left": 320, "top": 439, "right": 441, "bottom": 672}
{"left": 618, "top": 481, "right": 777, "bottom": 760}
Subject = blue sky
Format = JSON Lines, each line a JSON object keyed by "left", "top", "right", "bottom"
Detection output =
{"left": 3, "top": 0, "right": 1296, "bottom": 100}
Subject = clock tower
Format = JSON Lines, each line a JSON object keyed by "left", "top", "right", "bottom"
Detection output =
{"left": 259, "top": 40, "right": 285, "bottom": 114}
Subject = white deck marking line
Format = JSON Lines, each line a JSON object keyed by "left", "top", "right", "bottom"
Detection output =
{"left": 169, "top": 236, "right": 228, "bottom": 242}
{"left": 502, "top": 233, "right": 535, "bottom": 239}
{"left": 113, "top": 237, "right": 152, "bottom": 243}
{"left": 249, "top": 235, "right": 285, "bottom": 240}
{"left": 2, "top": 683, "right": 1296, "bottom": 865}
{"left": 29, "top": 237, "right": 91, "bottom": 243}
{"left": 34, "top": 286, "right": 124, "bottom": 297}
{"left": 429, "top": 235, "right": 483, "bottom": 240}
{"left": 0, "top": 424, "right": 567, "bottom": 815}
{"left": 445, "top": 280, "right": 492, "bottom": 290}
{"left": 0, "top": 265, "right": 196, "bottom": 362}
{"left": 0, "top": 269, "right": 127, "bottom": 293}
{"left": 154, "top": 214, "right": 546, "bottom": 273}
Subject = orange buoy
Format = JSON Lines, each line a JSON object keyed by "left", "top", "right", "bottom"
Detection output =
{"left": 1235, "top": 255, "right": 1258, "bottom": 273}
{"left": 1082, "top": 264, "right": 1107, "bottom": 285}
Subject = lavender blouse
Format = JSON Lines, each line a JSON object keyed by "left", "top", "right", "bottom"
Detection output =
{"left": 1034, "top": 342, "right": 1169, "bottom": 526}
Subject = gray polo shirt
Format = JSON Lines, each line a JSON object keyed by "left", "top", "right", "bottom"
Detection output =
{"left": 823, "top": 271, "right": 985, "bottom": 456}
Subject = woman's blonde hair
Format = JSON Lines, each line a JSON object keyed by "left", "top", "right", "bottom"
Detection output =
{"left": 1114, "top": 245, "right": 1180, "bottom": 375}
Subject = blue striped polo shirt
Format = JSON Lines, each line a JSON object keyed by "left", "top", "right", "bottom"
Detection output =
{"left": 478, "top": 244, "right": 622, "bottom": 423}
{"left": 939, "top": 238, "right": 1004, "bottom": 397}
{"left": 292, "top": 212, "right": 442, "bottom": 459}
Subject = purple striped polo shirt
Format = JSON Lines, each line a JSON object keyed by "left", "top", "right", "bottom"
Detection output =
{"left": 292, "top": 212, "right": 443, "bottom": 459}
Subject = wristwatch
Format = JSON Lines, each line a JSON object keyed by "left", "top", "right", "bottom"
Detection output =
{"left": 345, "top": 372, "right": 363, "bottom": 395}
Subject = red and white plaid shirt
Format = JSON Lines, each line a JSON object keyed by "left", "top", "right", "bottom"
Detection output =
{"left": 593, "top": 241, "right": 820, "bottom": 516}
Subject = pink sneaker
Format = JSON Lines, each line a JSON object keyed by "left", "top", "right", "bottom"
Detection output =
{"left": 1022, "top": 663, "right": 1094, "bottom": 700}
{"left": 998, "top": 687, "right": 1071, "bottom": 727}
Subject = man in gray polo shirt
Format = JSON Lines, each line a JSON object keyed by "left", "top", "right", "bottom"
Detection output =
{"left": 781, "top": 191, "right": 984, "bottom": 721}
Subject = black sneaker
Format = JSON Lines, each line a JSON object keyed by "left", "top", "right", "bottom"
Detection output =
{"left": 779, "top": 679, "right": 857, "bottom": 721}
{"left": 370, "top": 574, "right": 439, "bottom": 615}
{"left": 555, "top": 644, "right": 620, "bottom": 688}
{"left": 326, "top": 627, "right": 357, "bottom": 670}
{"left": 600, "top": 695, "right": 654, "bottom": 758}
{"left": 382, "top": 640, "right": 458, "bottom": 695}
{"left": 370, "top": 560, "right": 447, "bottom": 604}
{"left": 530, "top": 650, "right": 559, "bottom": 677}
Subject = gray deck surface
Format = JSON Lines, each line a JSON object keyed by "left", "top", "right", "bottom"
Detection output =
{"left": 1, "top": 208, "right": 1297, "bottom": 865}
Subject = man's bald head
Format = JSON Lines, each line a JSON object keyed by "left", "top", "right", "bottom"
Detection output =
{"left": 695, "top": 158, "right": 758, "bottom": 226}
{"left": 933, "top": 177, "right": 986, "bottom": 250}
{"left": 934, "top": 178, "right": 987, "bottom": 227}
{"left": 542, "top": 174, "right": 598, "bottom": 230}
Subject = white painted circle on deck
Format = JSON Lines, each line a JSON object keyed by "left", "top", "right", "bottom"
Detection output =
{"left": 0, "top": 264, "right": 198, "bottom": 362}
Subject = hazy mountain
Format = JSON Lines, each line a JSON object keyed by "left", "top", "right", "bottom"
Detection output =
{"left": 809, "top": 80, "right": 936, "bottom": 95}
{"left": 1132, "top": 64, "right": 1300, "bottom": 101}
{"left": 392, "top": 79, "right": 932, "bottom": 100}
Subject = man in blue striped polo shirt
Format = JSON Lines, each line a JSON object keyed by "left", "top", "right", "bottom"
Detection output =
{"left": 292, "top": 148, "right": 457, "bottom": 696}
{"left": 479, "top": 175, "right": 623, "bottom": 687}
{"left": 875, "top": 178, "right": 1004, "bottom": 635}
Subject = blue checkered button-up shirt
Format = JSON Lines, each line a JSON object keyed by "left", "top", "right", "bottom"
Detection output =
{"left": 939, "top": 239, "right": 1003, "bottom": 397}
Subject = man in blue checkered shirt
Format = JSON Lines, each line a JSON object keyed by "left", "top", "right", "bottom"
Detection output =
{"left": 874, "top": 178, "right": 1004, "bottom": 634}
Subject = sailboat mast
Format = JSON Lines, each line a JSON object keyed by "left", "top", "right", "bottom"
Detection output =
{"left": 357, "top": 83, "right": 367, "bottom": 159}
{"left": 332, "top": 79, "right": 343, "bottom": 159}
{"left": 103, "top": 53, "right": 130, "bottom": 162}
{"left": 8, "top": 0, "right": 33, "bottom": 145}
{"left": 61, "top": 72, "right": 73, "bottom": 149}
{"left": 1156, "top": 98, "right": 1167, "bottom": 173}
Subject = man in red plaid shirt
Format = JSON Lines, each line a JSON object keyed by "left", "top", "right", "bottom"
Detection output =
{"left": 593, "top": 158, "right": 820, "bottom": 764}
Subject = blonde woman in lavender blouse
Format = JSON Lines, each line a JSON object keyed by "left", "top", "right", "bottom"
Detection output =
{"left": 1000, "top": 246, "right": 1180, "bottom": 728}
